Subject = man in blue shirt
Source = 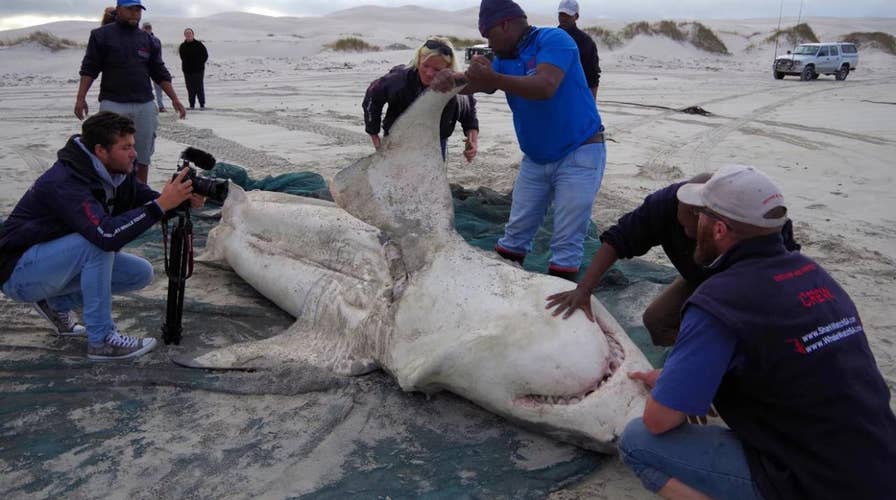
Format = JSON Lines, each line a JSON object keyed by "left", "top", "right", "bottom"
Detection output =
{"left": 618, "top": 165, "right": 896, "bottom": 499}
{"left": 434, "top": 0, "right": 605, "bottom": 281}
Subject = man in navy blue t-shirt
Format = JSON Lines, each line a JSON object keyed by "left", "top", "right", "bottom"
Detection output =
{"left": 618, "top": 165, "right": 896, "bottom": 500}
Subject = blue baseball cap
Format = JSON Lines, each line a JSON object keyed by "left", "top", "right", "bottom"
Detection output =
{"left": 117, "top": 0, "right": 146, "bottom": 10}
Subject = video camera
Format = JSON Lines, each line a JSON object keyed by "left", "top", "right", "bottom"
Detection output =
{"left": 464, "top": 44, "right": 495, "bottom": 64}
{"left": 162, "top": 147, "right": 229, "bottom": 345}
{"left": 175, "top": 147, "right": 229, "bottom": 204}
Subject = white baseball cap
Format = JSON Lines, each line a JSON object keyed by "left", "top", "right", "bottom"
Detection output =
{"left": 677, "top": 165, "right": 788, "bottom": 228}
{"left": 558, "top": 0, "right": 579, "bottom": 16}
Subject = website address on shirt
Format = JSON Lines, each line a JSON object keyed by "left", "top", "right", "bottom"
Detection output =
{"left": 800, "top": 316, "right": 862, "bottom": 354}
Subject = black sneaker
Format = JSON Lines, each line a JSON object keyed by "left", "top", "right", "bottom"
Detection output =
{"left": 33, "top": 300, "right": 87, "bottom": 337}
{"left": 87, "top": 332, "right": 157, "bottom": 361}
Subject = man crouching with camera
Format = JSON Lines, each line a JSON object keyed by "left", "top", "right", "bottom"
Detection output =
{"left": 0, "top": 111, "right": 204, "bottom": 360}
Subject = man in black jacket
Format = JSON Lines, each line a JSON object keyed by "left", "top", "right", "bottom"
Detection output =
{"left": 0, "top": 112, "right": 200, "bottom": 360}
{"left": 179, "top": 28, "right": 209, "bottom": 110}
{"left": 75, "top": 0, "right": 187, "bottom": 184}
{"left": 546, "top": 173, "right": 800, "bottom": 346}
{"left": 557, "top": 0, "right": 600, "bottom": 98}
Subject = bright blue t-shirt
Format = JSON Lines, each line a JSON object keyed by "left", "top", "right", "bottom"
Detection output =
{"left": 492, "top": 27, "right": 602, "bottom": 164}
{"left": 651, "top": 305, "right": 738, "bottom": 415}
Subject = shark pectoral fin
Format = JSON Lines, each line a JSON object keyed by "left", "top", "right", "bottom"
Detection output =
{"left": 171, "top": 349, "right": 378, "bottom": 376}
{"left": 169, "top": 352, "right": 269, "bottom": 372}
{"left": 170, "top": 337, "right": 284, "bottom": 371}
{"left": 171, "top": 320, "right": 383, "bottom": 377}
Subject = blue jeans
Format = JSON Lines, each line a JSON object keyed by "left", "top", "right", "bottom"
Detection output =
{"left": 619, "top": 418, "right": 764, "bottom": 500}
{"left": 497, "top": 142, "right": 605, "bottom": 271}
{"left": 1, "top": 233, "right": 154, "bottom": 344}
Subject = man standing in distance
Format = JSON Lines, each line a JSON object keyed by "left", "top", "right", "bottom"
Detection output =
{"left": 179, "top": 28, "right": 209, "bottom": 110}
{"left": 141, "top": 22, "right": 168, "bottom": 112}
{"left": 557, "top": 0, "right": 601, "bottom": 99}
{"left": 75, "top": 0, "right": 187, "bottom": 184}
{"left": 434, "top": 0, "right": 606, "bottom": 282}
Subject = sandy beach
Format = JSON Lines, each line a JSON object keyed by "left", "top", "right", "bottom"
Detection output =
{"left": 0, "top": 7, "right": 894, "bottom": 498}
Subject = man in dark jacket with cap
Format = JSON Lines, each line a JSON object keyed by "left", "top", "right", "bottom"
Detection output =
{"left": 0, "top": 112, "right": 201, "bottom": 360}
{"left": 74, "top": 0, "right": 187, "bottom": 185}
{"left": 434, "top": 0, "right": 606, "bottom": 282}
{"left": 617, "top": 165, "right": 896, "bottom": 500}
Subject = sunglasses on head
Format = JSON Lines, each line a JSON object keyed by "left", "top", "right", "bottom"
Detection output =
{"left": 424, "top": 40, "right": 453, "bottom": 57}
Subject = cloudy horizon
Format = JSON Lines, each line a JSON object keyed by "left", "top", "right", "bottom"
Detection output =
{"left": 1, "top": 0, "right": 894, "bottom": 31}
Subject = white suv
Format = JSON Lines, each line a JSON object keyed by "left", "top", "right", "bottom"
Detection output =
{"left": 773, "top": 42, "right": 859, "bottom": 81}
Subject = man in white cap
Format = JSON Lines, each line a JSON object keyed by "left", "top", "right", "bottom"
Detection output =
{"left": 557, "top": 0, "right": 600, "bottom": 98}
{"left": 617, "top": 165, "right": 896, "bottom": 499}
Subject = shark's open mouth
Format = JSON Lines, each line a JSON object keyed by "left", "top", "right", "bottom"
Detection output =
{"left": 513, "top": 333, "right": 625, "bottom": 407}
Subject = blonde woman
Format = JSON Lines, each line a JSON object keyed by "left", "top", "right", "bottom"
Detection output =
{"left": 363, "top": 37, "right": 479, "bottom": 161}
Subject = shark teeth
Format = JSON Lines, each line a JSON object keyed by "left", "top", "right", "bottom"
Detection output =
{"left": 513, "top": 332, "right": 626, "bottom": 408}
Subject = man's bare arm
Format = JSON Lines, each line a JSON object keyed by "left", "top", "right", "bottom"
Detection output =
{"left": 465, "top": 55, "right": 564, "bottom": 100}
{"left": 74, "top": 75, "right": 95, "bottom": 120}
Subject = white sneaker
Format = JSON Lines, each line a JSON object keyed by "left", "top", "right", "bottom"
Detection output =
{"left": 33, "top": 300, "right": 87, "bottom": 337}
{"left": 87, "top": 332, "right": 157, "bottom": 361}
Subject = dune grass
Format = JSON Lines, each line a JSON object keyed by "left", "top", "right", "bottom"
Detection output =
{"left": 582, "top": 26, "right": 624, "bottom": 49}
{"left": 689, "top": 22, "right": 729, "bottom": 55}
{"left": 622, "top": 21, "right": 652, "bottom": 39}
{"left": 0, "top": 30, "right": 81, "bottom": 52}
{"left": 655, "top": 20, "right": 687, "bottom": 42}
{"left": 324, "top": 36, "right": 380, "bottom": 52}
{"left": 841, "top": 32, "right": 896, "bottom": 55}
{"left": 438, "top": 35, "right": 485, "bottom": 48}
{"left": 765, "top": 23, "right": 819, "bottom": 47}
{"left": 584, "top": 20, "right": 728, "bottom": 54}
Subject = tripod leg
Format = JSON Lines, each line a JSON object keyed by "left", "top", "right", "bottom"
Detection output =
{"left": 162, "top": 216, "right": 186, "bottom": 345}
{"left": 172, "top": 221, "right": 190, "bottom": 345}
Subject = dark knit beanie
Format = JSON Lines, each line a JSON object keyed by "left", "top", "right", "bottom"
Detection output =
{"left": 478, "top": 0, "right": 527, "bottom": 37}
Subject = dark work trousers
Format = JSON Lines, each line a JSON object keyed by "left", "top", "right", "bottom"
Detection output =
{"left": 641, "top": 276, "right": 696, "bottom": 347}
{"left": 183, "top": 70, "right": 205, "bottom": 108}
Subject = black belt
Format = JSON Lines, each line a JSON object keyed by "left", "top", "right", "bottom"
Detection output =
{"left": 583, "top": 131, "right": 604, "bottom": 145}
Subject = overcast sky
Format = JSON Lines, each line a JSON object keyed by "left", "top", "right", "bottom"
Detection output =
{"left": 1, "top": 0, "right": 893, "bottom": 30}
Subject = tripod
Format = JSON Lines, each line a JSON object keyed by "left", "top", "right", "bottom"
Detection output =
{"left": 161, "top": 206, "right": 194, "bottom": 345}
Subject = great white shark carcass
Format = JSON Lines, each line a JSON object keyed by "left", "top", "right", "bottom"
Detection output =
{"left": 190, "top": 84, "right": 651, "bottom": 453}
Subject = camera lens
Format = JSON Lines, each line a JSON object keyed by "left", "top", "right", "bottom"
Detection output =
{"left": 192, "top": 175, "right": 229, "bottom": 204}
